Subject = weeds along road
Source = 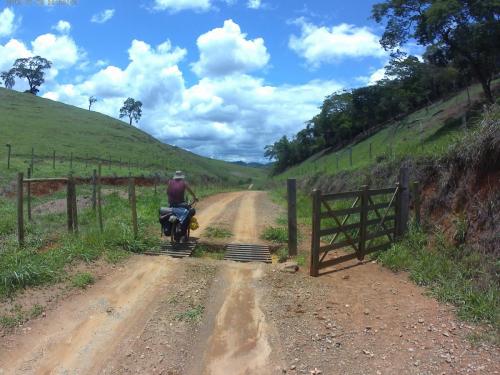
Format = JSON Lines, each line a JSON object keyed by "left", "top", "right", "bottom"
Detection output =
{"left": 1, "top": 191, "right": 499, "bottom": 374}
{"left": 0, "top": 191, "right": 284, "bottom": 375}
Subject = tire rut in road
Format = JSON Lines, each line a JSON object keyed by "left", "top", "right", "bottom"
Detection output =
{"left": 0, "top": 256, "right": 181, "bottom": 374}
{"left": 187, "top": 263, "right": 284, "bottom": 375}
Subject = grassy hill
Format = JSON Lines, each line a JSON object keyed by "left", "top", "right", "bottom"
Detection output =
{"left": 276, "top": 81, "right": 498, "bottom": 182}
{"left": 0, "top": 88, "right": 264, "bottom": 186}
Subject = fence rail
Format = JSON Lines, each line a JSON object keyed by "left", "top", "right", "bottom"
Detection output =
{"left": 14, "top": 168, "right": 163, "bottom": 246}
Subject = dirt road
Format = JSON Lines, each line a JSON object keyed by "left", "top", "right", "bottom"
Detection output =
{"left": 0, "top": 191, "right": 284, "bottom": 375}
{"left": 1, "top": 191, "right": 498, "bottom": 374}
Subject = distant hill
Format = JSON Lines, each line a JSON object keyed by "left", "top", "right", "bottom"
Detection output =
{"left": 231, "top": 161, "right": 270, "bottom": 169}
{"left": 0, "top": 88, "right": 264, "bottom": 186}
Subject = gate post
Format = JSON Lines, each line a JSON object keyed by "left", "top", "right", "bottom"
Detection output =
{"left": 411, "top": 181, "right": 421, "bottom": 226}
{"left": 358, "top": 185, "right": 369, "bottom": 260}
{"left": 310, "top": 189, "right": 321, "bottom": 277}
{"left": 287, "top": 178, "right": 297, "bottom": 256}
{"left": 396, "top": 167, "right": 410, "bottom": 237}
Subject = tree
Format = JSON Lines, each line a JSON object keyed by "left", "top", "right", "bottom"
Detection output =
{"left": 88, "top": 96, "right": 97, "bottom": 111}
{"left": 372, "top": 0, "right": 500, "bottom": 104}
{"left": 119, "top": 97, "right": 143, "bottom": 126}
{"left": 1, "top": 56, "right": 52, "bottom": 95}
{"left": 1, "top": 71, "right": 15, "bottom": 89}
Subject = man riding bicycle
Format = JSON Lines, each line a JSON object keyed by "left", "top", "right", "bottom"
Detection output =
{"left": 167, "top": 170, "right": 198, "bottom": 207}
{"left": 164, "top": 171, "right": 198, "bottom": 243}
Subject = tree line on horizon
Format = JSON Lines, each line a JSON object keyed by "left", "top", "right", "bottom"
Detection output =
{"left": 265, "top": 0, "right": 500, "bottom": 174}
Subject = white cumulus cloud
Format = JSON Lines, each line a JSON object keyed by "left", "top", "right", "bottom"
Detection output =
{"left": 44, "top": 39, "right": 187, "bottom": 110}
{"left": 52, "top": 20, "right": 71, "bottom": 34}
{"left": 289, "top": 19, "right": 386, "bottom": 68}
{"left": 31, "top": 33, "right": 81, "bottom": 69}
{"left": 247, "top": 0, "right": 261, "bottom": 9}
{"left": 192, "top": 19, "right": 270, "bottom": 77}
{"left": 91, "top": 9, "right": 115, "bottom": 24}
{"left": 0, "top": 39, "right": 31, "bottom": 71}
{"left": 0, "top": 8, "right": 19, "bottom": 38}
{"left": 41, "top": 34, "right": 338, "bottom": 161}
{"left": 153, "top": 0, "right": 211, "bottom": 12}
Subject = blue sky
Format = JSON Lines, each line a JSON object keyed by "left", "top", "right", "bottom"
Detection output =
{"left": 0, "top": 0, "right": 401, "bottom": 162}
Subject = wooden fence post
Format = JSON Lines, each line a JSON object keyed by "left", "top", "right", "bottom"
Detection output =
{"left": 396, "top": 167, "right": 410, "bottom": 237}
{"left": 310, "top": 189, "right": 321, "bottom": 277}
{"left": 31, "top": 147, "right": 34, "bottom": 172}
{"left": 92, "top": 169, "right": 97, "bottom": 211}
{"left": 27, "top": 167, "right": 32, "bottom": 221}
{"left": 349, "top": 147, "right": 353, "bottom": 166}
{"left": 130, "top": 177, "right": 138, "bottom": 238}
{"left": 71, "top": 177, "right": 78, "bottom": 233}
{"left": 52, "top": 150, "right": 56, "bottom": 169}
{"left": 358, "top": 185, "right": 369, "bottom": 260}
{"left": 66, "top": 176, "right": 74, "bottom": 233}
{"left": 97, "top": 164, "right": 103, "bottom": 232}
{"left": 287, "top": 178, "right": 297, "bottom": 256}
{"left": 17, "top": 172, "right": 24, "bottom": 246}
{"left": 128, "top": 172, "right": 132, "bottom": 203}
{"left": 6, "top": 144, "right": 11, "bottom": 169}
{"left": 412, "top": 181, "right": 421, "bottom": 226}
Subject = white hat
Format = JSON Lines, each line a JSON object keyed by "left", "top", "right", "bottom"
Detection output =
{"left": 173, "top": 170, "right": 185, "bottom": 179}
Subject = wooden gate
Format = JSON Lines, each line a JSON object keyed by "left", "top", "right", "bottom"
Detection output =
{"left": 310, "top": 169, "right": 410, "bottom": 276}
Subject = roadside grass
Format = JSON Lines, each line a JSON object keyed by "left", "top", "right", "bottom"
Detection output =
{"left": 261, "top": 226, "right": 288, "bottom": 243}
{"left": 192, "top": 245, "right": 225, "bottom": 261}
{"left": 376, "top": 225, "right": 499, "bottom": 341}
{"left": 276, "top": 247, "right": 289, "bottom": 263}
{"left": 0, "top": 183, "right": 235, "bottom": 299}
{"left": 294, "top": 252, "right": 307, "bottom": 267}
{"left": 0, "top": 303, "right": 44, "bottom": 329}
{"left": 175, "top": 304, "right": 204, "bottom": 322}
{"left": 203, "top": 226, "right": 232, "bottom": 239}
{"left": 71, "top": 272, "right": 95, "bottom": 289}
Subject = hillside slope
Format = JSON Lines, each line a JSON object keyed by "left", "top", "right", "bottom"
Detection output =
{"left": 277, "top": 81, "right": 498, "bottom": 181}
{"left": 0, "top": 88, "right": 263, "bottom": 185}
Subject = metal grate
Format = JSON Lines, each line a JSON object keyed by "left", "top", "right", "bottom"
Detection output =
{"left": 224, "top": 243, "right": 271, "bottom": 263}
{"left": 145, "top": 241, "right": 196, "bottom": 258}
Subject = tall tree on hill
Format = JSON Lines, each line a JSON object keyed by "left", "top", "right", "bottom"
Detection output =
{"left": 88, "top": 96, "right": 98, "bottom": 111}
{"left": 119, "top": 97, "right": 143, "bottom": 126}
{"left": 372, "top": 0, "right": 500, "bottom": 104}
{"left": 1, "top": 56, "right": 52, "bottom": 95}
{"left": 1, "top": 71, "right": 15, "bottom": 89}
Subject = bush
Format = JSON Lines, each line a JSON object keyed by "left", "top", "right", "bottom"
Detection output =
{"left": 204, "top": 226, "right": 232, "bottom": 239}
{"left": 276, "top": 247, "right": 289, "bottom": 263}
{"left": 71, "top": 272, "right": 95, "bottom": 289}
{"left": 261, "top": 226, "right": 288, "bottom": 243}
